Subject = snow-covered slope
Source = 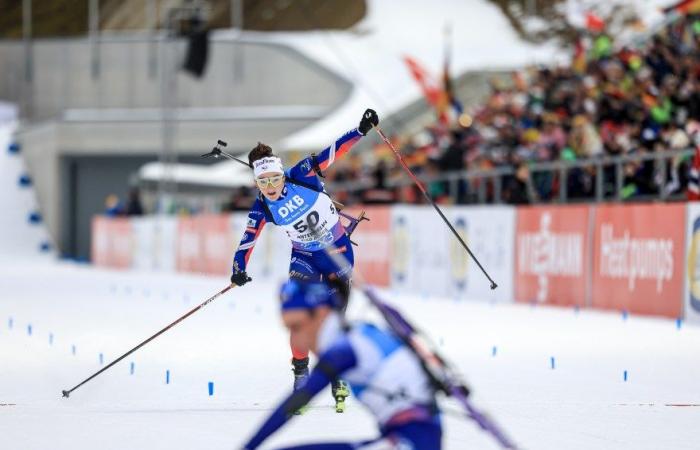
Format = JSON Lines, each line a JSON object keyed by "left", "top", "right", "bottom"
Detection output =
{"left": 1, "top": 262, "right": 699, "bottom": 449}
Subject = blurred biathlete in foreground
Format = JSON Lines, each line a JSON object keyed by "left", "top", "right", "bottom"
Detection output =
{"left": 230, "top": 108, "right": 379, "bottom": 413}
{"left": 242, "top": 278, "right": 442, "bottom": 450}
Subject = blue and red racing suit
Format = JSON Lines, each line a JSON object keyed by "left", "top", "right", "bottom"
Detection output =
{"left": 242, "top": 313, "right": 442, "bottom": 450}
{"left": 232, "top": 127, "right": 363, "bottom": 285}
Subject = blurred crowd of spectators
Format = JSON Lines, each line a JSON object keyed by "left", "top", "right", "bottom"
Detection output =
{"left": 104, "top": 189, "right": 144, "bottom": 217}
{"left": 132, "top": 12, "right": 700, "bottom": 215}
{"left": 325, "top": 13, "right": 700, "bottom": 206}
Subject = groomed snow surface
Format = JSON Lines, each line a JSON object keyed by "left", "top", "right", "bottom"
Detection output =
{"left": 2, "top": 261, "right": 699, "bottom": 450}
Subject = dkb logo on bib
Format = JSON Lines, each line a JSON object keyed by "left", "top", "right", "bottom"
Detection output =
{"left": 279, "top": 195, "right": 305, "bottom": 218}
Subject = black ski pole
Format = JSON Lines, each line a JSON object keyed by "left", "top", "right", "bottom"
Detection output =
{"left": 62, "top": 284, "right": 234, "bottom": 398}
{"left": 201, "top": 140, "right": 252, "bottom": 168}
{"left": 373, "top": 126, "right": 498, "bottom": 290}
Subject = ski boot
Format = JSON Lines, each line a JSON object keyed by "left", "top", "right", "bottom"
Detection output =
{"left": 292, "top": 357, "right": 310, "bottom": 415}
{"left": 331, "top": 379, "right": 350, "bottom": 413}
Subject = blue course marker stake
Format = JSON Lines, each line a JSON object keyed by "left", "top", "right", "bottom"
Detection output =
{"left": 492, "top": 346, "right": 497, "bottom": 357}
{"left": 574, "top": 305, "right": 580, "bottom": 314}
{"left": 130, "top": 362, "right": 135, "bottom": 375}
{"left": 99, "top": 353, "right": 104, "bottom": 365}
{"left": 622, "top": 310, "right": 628, "bottom": 321}
{"left": 166, "top": 370, "right": 170, "bottom": 384}
{"left": 71, "top": 345, "right": 76, "bottom": 355}
{"left": 18, "top": 174, "right": 32, "bottom": 187}
{"left": 208, "top": 381, "right": 214, "bottom": 396}
{"left": 49, "top": 333, "right": 53, "bottom": 346}
{"left": 676, "top": 318, "right": 682, "bottom": 330}
{"left": 8, "top": 142, "right": 20, "bottom": 154}
{"left": 550, "top": 356, "right": 555, "bottom": 370}
{"left": 27, "top": 324, "right": 32, "bottom": 336}
{"left": 623, "top": 370, "right": 628, "bottom": 382}
{"left": 8, "top": 317, "right": 12, "bottom": 329}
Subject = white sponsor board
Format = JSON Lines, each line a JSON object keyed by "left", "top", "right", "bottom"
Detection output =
{"left": 391, "top": 205, "right": 451, "bottom": 296}
{"left": 130, "top": 216, "right": 177, "bottom": 272}
{"left": 390, "top": 205, "right": 514, "bottom": 302}
{"left": 154, "top": 216, "right": 177, "bottom": 272}
{"left": 131, "top": 217, "right": 155, "bottom": 271}
{"left": 448, "top": 206, "right": 514, "bottom": 302}
{"left": 684, "top": 203, "right": 700, "bottom": 323}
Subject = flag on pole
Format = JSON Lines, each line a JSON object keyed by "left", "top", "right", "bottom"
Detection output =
{"left": 403, "top": 55, "right": 448, "bottom": 124}
{"left": 585, "top": 11, "right": 606, "bottom": 32}
{"left": 442, "top": 23, "right": 463, "bottom": 121}
{"left": 688, "top": 144, "right": 700, "bottom": 200}
{"left": 663, "top": 0, "right": 700, "bottom": 15}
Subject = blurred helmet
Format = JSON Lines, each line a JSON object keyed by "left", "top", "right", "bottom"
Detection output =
{"left": 279, "top": 278, "right": 343, "bottom": 312}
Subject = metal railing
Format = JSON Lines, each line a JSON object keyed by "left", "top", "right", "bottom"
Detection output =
{"left": 332, "top": 148, "right": 694, "bottom": 205}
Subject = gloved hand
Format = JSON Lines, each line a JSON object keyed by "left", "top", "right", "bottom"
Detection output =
{"left": 231, "top": 271, "right": 252, "bottom": 287}
{"left": 358, "top": 108, "right": 379, "bottom": 135}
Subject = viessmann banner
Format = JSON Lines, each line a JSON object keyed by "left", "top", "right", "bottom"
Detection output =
{"left": 591, "top": 203, "right": 685, "bottom": 318}
{"left": 514, "top": 205, "right": 591, "bottom": 307}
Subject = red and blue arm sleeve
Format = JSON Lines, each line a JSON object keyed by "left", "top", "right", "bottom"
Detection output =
{"left": 242, "top": 339, "right": 358, "bottom": 449}
{"left": 289, "top": 128, "right": 363, "bottom": 179}
{"left": 232, "top": 199, "right": 267, "bottom": 273}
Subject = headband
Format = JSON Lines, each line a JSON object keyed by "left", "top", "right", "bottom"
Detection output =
{"left": 253, "top": 157, "right": 284, "bottom": 178}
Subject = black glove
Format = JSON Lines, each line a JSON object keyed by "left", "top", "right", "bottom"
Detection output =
{"left": 231, "top": 271, "right": 252, "bottom": 287}
{"left": 358, "top": 108, "right": 379, "bottom": 135}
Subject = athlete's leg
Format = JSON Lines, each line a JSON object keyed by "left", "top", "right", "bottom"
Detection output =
{"left": 320, "top": 233, "right": 355, "bottom": 280}
{"left": 288, "top": 249, "right": 322, "bottom": 361}
{"left": 287, "top": 249, "right": 323, "bottom": 405}
{"left": 316, "top": 234, "right": 355, "bottom": 313}
{"left": 309, "top": 234, "right": 356, "bottom": 409}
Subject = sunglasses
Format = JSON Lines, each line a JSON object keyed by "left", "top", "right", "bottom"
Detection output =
{"left": 255, "top": 175, "right": 285, "bottom": 188}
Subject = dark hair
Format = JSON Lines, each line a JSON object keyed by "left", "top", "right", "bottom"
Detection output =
{"left": 248, "top": 142, "right": 274, "bottom": 166}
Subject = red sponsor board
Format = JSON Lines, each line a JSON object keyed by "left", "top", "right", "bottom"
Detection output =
{"left": 200, "top": 215, "right": 234, "bottom": 276}
{"left": 176, "top": 216, "right": 204, "bottom": 273}
{"left": 176, "top": 215, "right": 234, "bottom": 275}
{"left": 344, "top": 206, "right": 391, "bottom": 286}
{"left": 515, "top": 206, "right": 590, "bottom": 307}
{"left": 91, "top": 216, "right": 133, "bottom": 269}
{"left": 592, "top": 203, "right": 684, "bottom": 317}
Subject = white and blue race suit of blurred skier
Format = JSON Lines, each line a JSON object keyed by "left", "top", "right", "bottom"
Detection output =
{"left": 231, "top": 109, "right": 378, "bottom": 365}
{"left": 242, "top": 279, "right": 442, "bottom": 450}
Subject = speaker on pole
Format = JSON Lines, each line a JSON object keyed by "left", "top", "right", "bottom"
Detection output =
{"left": 182, "top": 14, "right": 209, "bottom": 78}
{"left": 183, "top": 30, "right": 209, "bottom": 77}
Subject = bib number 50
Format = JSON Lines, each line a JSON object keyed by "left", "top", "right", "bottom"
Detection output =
{"left": 293, "top": 211, "right": 320, "bottom": 233}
